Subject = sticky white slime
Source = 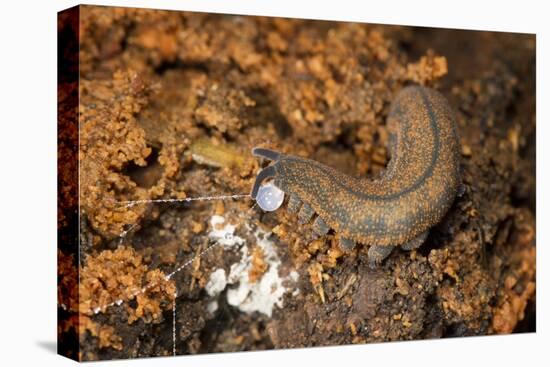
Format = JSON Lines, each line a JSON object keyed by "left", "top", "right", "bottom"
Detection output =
{"left": 204, "top": 215, "right": 299, "bottom": 317}
{"left": 256, "top": 182, "right": 285, "bottom": 212}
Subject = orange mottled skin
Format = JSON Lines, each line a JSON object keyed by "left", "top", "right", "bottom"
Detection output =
{"left": 252, "top": 86, "right": 461, "bottom": 248}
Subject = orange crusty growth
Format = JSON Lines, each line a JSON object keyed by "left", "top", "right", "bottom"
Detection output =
{"left": 80, "top": 246, "right": 175, "bottom": 323}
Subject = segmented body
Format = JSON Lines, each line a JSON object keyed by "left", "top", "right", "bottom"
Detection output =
{"left": 251, "top": 86, "right": 461, "bottom": 255}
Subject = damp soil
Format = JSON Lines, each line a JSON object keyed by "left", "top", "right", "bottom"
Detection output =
{"left": 58, "top": 6, "right": 535, "bottom": 361}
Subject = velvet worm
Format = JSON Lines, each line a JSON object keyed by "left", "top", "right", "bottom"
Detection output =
{"left": 251, "top": 86, "right": 461, "bottom": 267}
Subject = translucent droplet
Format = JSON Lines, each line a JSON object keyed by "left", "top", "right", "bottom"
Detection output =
{"left": 256, "top": 182, "right": 285, "bottom": 212}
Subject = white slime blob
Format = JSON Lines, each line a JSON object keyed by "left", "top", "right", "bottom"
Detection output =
{"left": 256, "top": 182, "right": 285, "bottom": 212}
